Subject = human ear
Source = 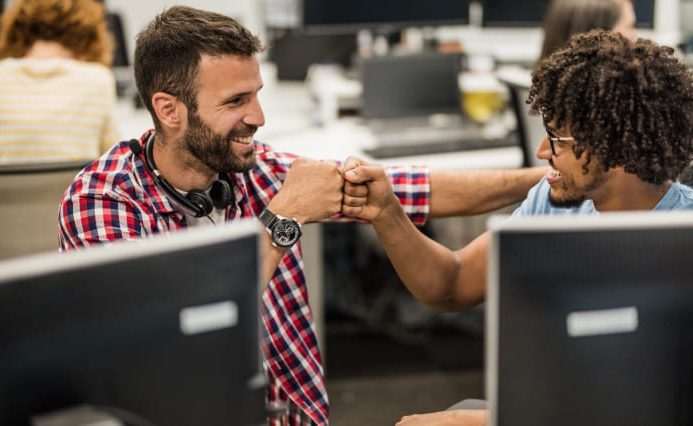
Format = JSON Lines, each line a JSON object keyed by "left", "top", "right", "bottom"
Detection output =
{"left": 151, "top": 92, "right": 186, "bottom": 130}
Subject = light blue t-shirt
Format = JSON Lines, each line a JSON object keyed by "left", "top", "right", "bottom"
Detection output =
{"left": 512, "top": 177, "right": 693, "bottom": 217}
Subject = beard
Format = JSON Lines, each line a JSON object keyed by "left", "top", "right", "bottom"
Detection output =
{"left": 184, "top": 111, "right": 257, "bottom": 174}
{"left": 548, "top": 187, "right": 587, "bottom": 208}
{"left": 548, "top": 162, "right": 606, "bottom": 208}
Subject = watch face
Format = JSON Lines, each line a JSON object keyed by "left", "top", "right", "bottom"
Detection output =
{"left": 272, "top": 219, "right": 301, "bottom": 248}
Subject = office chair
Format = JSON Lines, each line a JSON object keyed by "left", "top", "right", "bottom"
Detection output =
{"left": 0, "top": 161, "right": 87, "bottom": 260}
{"left": 496, "top": 67, "right": 545, "bottom": 167}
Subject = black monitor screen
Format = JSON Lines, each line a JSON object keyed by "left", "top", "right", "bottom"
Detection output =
{"left": 633, "top": 0, "right": 655, "bottom": 29}
{"left": 0, "top": 222, "right": 264, "bottom": 426}
{"left": 302, "top": 0, "right": 470, "bottom": 33}
{"left": 488, "top": 213, "right": 693, "bottom": 426}
{"left": 482, "top": 0, "right": 655, "bottom": 29}
{"left": 361, "top": 52, "right": 462, "bottom": 119}
{"left": 105, "top": 12, "right": 129, "bottom": 67}
{"left": 482, "top": 0, "right": 550, "bottom": 27}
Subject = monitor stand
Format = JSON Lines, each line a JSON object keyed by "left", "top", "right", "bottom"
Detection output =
{"left": 32, "top": 405, "right": 125, "bottom": 426}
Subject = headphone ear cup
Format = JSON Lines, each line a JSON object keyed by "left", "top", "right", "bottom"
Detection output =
{"left": 186, "top": 190, "right": 214, "bottom": 218}
{"left": 210, "top": 178, "right": 233, "bottom": 210}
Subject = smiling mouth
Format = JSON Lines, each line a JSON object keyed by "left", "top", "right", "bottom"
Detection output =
{"left": 546, "top": 165, "right": 562, "bottom": 184}
{"left": 231, "top": 135, "right": 253, "bottom": 145}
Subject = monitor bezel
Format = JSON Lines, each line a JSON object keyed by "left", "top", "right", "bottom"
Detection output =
{"left": 486, "top": 211, "right": 693, "bottom": 426}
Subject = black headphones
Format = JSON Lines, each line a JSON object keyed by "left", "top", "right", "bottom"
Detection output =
{"left": 128, "top": 135, "right": 234, "bottom": 218}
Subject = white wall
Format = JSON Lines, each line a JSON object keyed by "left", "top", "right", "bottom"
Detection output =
{"left": 105, "top": 0, "right": 265, "bottom": 63}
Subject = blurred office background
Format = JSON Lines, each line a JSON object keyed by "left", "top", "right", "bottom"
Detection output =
{"left": 1, "top": 0, "right": 692, "bottom": 424}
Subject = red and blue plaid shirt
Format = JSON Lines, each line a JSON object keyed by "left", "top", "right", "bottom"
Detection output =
{"left": 59, "top": 130, "right": 430, "bottom": 425}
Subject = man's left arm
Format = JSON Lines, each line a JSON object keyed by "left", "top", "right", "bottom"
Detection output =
{"left": 345, "top": 155, "right": 544, "bottom": 223}
{"left": 429, "top": 167, "right": 545, "bottom": 217}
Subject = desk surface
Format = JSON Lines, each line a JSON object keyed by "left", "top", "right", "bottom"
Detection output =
{"left": 115, "top": 80, "right": 524, "bottom": 171}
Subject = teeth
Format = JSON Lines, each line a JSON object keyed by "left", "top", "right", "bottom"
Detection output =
{"left": 548, "top": 167, "right": 561, "bottom": 179}
{"left": 232, "top": 136, "right": 253, "bottom": 145}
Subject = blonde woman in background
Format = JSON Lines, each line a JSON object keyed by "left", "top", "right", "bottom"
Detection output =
{"left": 0, "top": 0, "right": 118, "bottom": 164}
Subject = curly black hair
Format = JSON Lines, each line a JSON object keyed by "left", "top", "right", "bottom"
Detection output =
{"left": 528, "top": 29, "right": 693, "bottom": 184}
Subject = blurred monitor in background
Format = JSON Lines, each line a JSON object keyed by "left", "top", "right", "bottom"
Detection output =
{"left": 481, "top": 0, "right": 653, "bottom": 30}
{"left": 268, "top": 29, "right": 356, "bottom": 81}
{"left": 482, "top": 0, "right": 550, "bottom": 27}
{"left": 361, "top": 52, "right": 462, "bottom": 119}
{"left": 268, "top": 0, "right": 470, "bottom": 81}
{"left": 633, "top": 0, "right": 656, "bottom": 28}
{"left": 301, "top": 0, "right": 470, "bottom": 34}
{"left": 105, "top": 11, "right": 129, "bottom": 67}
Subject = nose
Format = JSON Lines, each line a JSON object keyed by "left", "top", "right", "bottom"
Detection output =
{"left": 535, "top": 136, "right": 552, "bottom": 161}
{"left": 244, "top": 96, "right": 265, "bottom": 128}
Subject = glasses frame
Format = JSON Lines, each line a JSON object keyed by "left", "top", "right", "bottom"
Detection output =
{"left": 545, "top": 127, "right": 576, "bottom": 156}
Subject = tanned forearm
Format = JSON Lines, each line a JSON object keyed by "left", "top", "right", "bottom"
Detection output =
{"left": 429, "top": 167, "right": 544, "bottom": 217}
{"left": 372, "top": 204, "right": 464, "bottom": 311}
{"left": 260, "top": 233, "right": 287, "bottom": 289}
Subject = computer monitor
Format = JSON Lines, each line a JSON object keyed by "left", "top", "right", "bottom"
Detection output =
{"left": 487, "top": 212, "right": 693, "bottom": 426}
{"left": 481, "top": 0, "right": 655, "bottom": 28}
{"left": 482, "top": 0, "right": 549, "bottom": 27}
{"left": 105, "top": 12, "right": 129, "bottom": 68}
{"left": 633, "top": 0, "right": 656, "bottom": 29}
{"left": 0, "top": 221, "right": 265, "bottom": 426}
{"left": 301, "top": 0, "right": 470, "bottom": 34}
{"left": 361, "top": 52, "right": 462, "bottom": 119}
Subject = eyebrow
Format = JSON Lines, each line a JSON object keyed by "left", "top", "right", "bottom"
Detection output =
{"left": 218, "top": 84, "right": 264, "bottom": 106}
{"left": 218, "top": 92, "right": 249, "bottom": 105}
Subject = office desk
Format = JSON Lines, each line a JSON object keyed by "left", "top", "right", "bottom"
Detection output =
{"left": 115, "top": 80, "right": 524, "bottom": 353}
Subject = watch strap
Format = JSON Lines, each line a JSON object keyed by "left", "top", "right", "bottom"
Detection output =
{"left": 258, "top": 208, "right": 278, "bottom": 232}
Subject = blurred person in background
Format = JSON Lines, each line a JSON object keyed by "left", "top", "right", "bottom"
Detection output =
{"left": 540, "top": 0, "right": 637, "bottom": 60}
{"left": 0, "top": 0, "right": 118, "bottom": 164}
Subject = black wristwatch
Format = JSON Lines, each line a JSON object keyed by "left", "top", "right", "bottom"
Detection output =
{"left": 258, "top": 208, "right": 302, "bottom": 248}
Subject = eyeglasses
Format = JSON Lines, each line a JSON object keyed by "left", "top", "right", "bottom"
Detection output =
{"left": 545, "top": 128, "right": 576, "bottom": 156}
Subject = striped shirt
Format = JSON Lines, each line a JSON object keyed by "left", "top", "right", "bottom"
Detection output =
{"left": 0, "top": 57, "right": 118, "bottom": 164}
{"left": 59, "top": 130, "right": 430, "bottom": 425}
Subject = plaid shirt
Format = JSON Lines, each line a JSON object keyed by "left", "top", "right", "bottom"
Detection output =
{"left": 59, "top": 130, "right": 430, "bottom": 425}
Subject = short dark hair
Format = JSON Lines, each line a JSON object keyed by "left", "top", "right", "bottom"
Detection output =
{"left": 529, "top": 30, "right": 693, "bottom": 184}
{"left": 134, "top": 6, "right": 263, "bottom": 129}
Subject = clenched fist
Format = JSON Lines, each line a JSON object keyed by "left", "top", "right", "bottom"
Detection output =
{"left": 268, "top": 157, "right": 344, "bottom": 224}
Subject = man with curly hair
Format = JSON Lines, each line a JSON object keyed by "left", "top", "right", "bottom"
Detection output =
{"left": 340, "top": 30, "right": 693, "bottom": 424}
{"left": 0, "top": 0, "right": 117, "bottom": 163}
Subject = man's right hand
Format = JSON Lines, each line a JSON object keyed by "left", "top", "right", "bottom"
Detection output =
{"left": 396, "top": 409, "right": 487, "bottom": 426}
{"left": 267, "top": 157, "right": 344, "bottom": 224}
